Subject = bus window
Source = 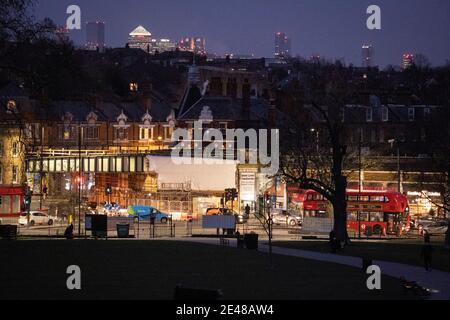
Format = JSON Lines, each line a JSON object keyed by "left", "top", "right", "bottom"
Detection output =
{"left": 370, "top": 212, "right": 383, "bottom": 222}
{"left": 347, "top": 212, "right": 357, "bottom": 221}
{"left": 360, "top": 212, "right": 370, "bottom": 221}
{"left": 370, "top": 196, "right": 385, "bottom": 202}
{"left": 347, "top": 196, "right": 358, "bottom": 202}
{"left": 359, "top": 196, "right": 370, "bottom": 202}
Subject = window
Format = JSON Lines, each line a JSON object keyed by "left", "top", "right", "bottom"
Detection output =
{"left": 369, "top": 196, "right": 386, "bottom": 202}
{"left": 0, "top": 165, "right": 2, "bottom": 184}
{"left": 12, "top": 166, "right": 18, "bottom": 184}
{"left": 114, "top": 128, "right": 128, "bottom": 141}
{"left": 6, "top": 100, "right": 17, "bottom": 113}
{"left": 139, "top": 127, "right": 154, "bottom": 140}
{"left": 0, "top": 195, "right": 10, "bottom": 214}
{"left": 85, "top": 126, "right": 99, "bottom": 140}
{"left": 360, "top": 212, "right": 370, "bottom": 221}
{"left": 347, "top": 212, "right": 358, "bottom": 221}
{"left": 164, "top": 126, "right": 173, "bottom": 140}
{"left": 366, "top": 108, "right": 373, "bottom": 122}
{"left": 12, "top": 142, "right": 19, "bottom": 157}
{"left": 379, "top": 129, "right": 385, "bottom": 143}
{"left": 129, "top": 82, "right": 138, "bottom": 92}
{"left": 408, "top": 108, "right": 415, "bottom": 121}
{"left": 0, "top": 141, "right": 3, "bottom": 156}
{"left": 59, "top": 126, "right": 76, "bottom": 141}
{"left": 381, "top": 107, "right": 389, "bottom": 122}
{"left": 371, "top": 129, "right": 376, "bottom": 143}
{"left": 25, "top": 123, "right": 41, "bottom": 140}
{"left": 370, "top": 212, "right": 383, "bottom": 222}
{"left": 424, "top": 108, "right": 431, "bottom": 117}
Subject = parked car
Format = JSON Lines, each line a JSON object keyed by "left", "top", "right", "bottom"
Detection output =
{"left": 413, "top": 217, "right": 448, "bottom": 230}
{"left": 423, "top": 220, "right": 449, "bottom": 235}
{"left": 271, "top": 209, "right": 302, "bottom": 227}
{"left": 205, "top": 208, "right": 247, "bottom": 224}
{"left": 19, "top": 212, "right": 55, "bottom": 226}
{"left": 128, "top": 206, "right": 171, "bottom": 224}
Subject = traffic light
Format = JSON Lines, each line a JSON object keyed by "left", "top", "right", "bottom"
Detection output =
{"left": 105, "top": 184, "right": 113, "bottom": 195}
{"left": 24, "top": 191, "right": 32, "bottom": 208}
{"left": 232, "top": 188, "right": 238, "bottom": 200}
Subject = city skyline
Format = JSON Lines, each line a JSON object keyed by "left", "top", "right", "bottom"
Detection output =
{"left": 35, "top": 0, "right": 450, "bottom": 67}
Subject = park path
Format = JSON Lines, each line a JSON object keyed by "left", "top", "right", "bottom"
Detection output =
{"left": 178, "top": 237, "right": 450, "bottom": 300}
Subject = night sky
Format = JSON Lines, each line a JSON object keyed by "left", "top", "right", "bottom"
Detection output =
{"left": 34, "top": 0, "right": 450, "bottom": 67}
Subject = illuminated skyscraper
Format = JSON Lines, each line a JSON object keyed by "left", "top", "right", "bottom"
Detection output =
{"left": 128, "top": 25, "right": 152, "bottom": 52}
{"left": 85, "top": 21, "right": 105, "bottom": 51}
{"left": 274, "top": 32, "right": 291, "bottom": 59}
{"left": 362, "top": 44, "right": 374, "bottom": 67}
{"left": 178, "top": 37, "right": 206, "bottom": 55}
{"left": 402, "top": 53, "right": 414, "bottom": 70}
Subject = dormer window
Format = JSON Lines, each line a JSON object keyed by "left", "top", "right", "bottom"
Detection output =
{"left": 113, "top": 111, "right": 130, "bottom": 141}
{"left": 139, "top": 111, "right": 155, "bottom": 141}
{"left": 86, "top": 111, "right": 98, "bottom": 124}
{"left": 129, "top": 82, "right": 138, "bottom": 92}
{"left": 6, "top": 100, "right": 17, "bottom": 114}
{"left": 199, "top": 106, "right": 213, "bottom": 123}
{"left": 85, "top": 111, "right": 99, "bottom": 140}
{"left": 62, "top": 112, "right": 74, "bottom": 123}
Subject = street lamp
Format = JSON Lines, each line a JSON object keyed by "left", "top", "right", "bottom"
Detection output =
{"left": 311, "top": 128, "right": 319, "bottom": 152}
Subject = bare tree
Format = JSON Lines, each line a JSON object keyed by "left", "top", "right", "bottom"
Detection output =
{"left": 279, "top": 65, "right": 357, "bottom": 245}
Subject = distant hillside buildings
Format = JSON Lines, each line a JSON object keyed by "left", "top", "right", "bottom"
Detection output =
{"left": 126, "top": 25, "right": 205, "bottom": 55}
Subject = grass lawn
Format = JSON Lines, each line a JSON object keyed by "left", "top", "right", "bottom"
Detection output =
{"left": 272, "top": 239, "right": 450, "bottom": 273}
{"left": 0, "top": 240, "right": 420, "bottom": 300}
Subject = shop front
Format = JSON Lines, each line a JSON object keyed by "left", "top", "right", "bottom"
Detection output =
{"left": 0, "top": 186, "right": 24, "bottom": 223}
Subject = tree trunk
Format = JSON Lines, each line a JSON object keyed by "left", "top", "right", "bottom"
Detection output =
{"left": 333, "top": 175, "right": 349, "bottom": 244}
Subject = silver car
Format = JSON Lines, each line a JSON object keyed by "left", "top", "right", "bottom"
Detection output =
{"left": 272, "top": 210, "right": 302, "bottom": 227}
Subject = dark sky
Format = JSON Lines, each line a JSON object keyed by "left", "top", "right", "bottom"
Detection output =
{"left": 34, "top": 0, "right": 450, "bottom": 67}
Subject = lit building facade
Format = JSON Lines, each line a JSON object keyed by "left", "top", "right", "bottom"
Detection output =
{"left": 362, "top": 44, "right": 374, "bottom": 67}
{"left": 402, "top": 53, "right": 414, "bottom": 70}
{"left": 128, "top": 25, "right": 153, "bottom": 52}
{"left": 153, "top": 38, "right": 177, "bottom": 53}
{"left": 178, "top": 37, "right": 206, "bottom": 55}
{"left": 274, "top": 32, "right": 291, "bottom": 59}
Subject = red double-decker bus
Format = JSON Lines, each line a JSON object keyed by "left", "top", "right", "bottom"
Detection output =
{"left": 303, "top": 190, "right": 411, "bottom": 236}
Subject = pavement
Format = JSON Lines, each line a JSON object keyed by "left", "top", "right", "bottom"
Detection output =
{"left": 178, "top": 237, "right": 450, "bottom": 300}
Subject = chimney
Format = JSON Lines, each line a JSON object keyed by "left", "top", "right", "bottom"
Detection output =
{"left": 242, "top": 82, "right": 251, "bottom": 120}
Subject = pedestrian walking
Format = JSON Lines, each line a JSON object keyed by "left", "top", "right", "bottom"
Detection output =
{"left": 420, "top": 233, "right": 433, "bottom": 272}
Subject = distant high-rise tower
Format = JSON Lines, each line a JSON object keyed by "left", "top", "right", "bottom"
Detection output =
{"left": 85, "top": 21, "right": 105, "bottom": 52}
{"left": 362, "top": 44, "right": 374, "bottom": 67}
{"left": 274, "top": 32, "right": 291, "bottom": 59}
{"left": 128, "top": 25, "right": 153, "bottom": 52}
{"left": 178, "top": 37, "right": 206, "bottom": 55}
{"left": 402, "top": 53, "right": 414, "bottom": 70}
